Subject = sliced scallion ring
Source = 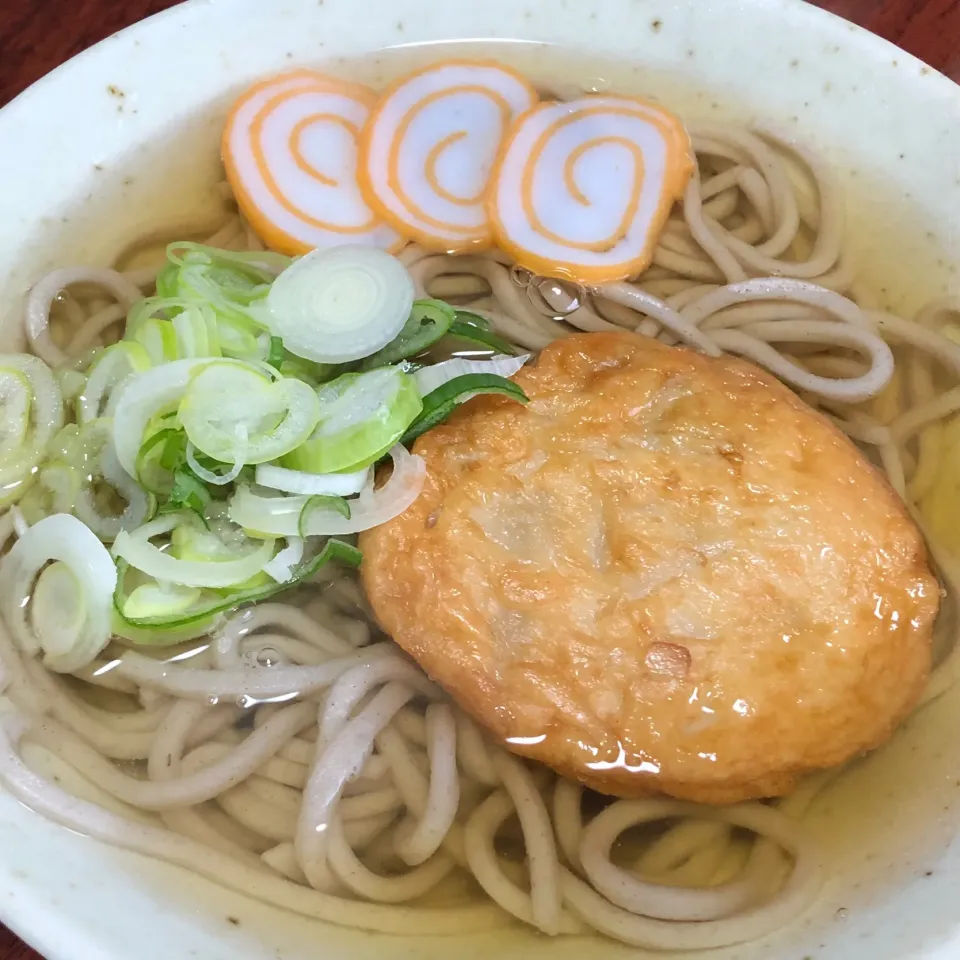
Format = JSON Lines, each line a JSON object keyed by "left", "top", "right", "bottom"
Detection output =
{"left": 361, "top": 299, "right": 456, "bottom": 369}
{"left": 231, "top": 444, "right": 425, "bottom": 537}
{"left": 0, "top": 513, "right": 116, "bottom": 672}
{"left": 179, "top": 361, "right": 320, "bottom": 465}
{"left": 131, "top": 317, "right": 179, "bottom": 364}
{"left": 266, "top": 245, "right": 415, "bottom": 364}
{"left": 254, "top": 463, "right": 369, "bottom": 497}
{"left": 31, "top": 561, "right": 88, "bottom": 663}
{"left": 282, "top": 367, "right": 422, "bottom": 474}
{"left": 171, "top": 304, "right": 222, "bottom": 359}
{"left": 298, "top": 495, "right": 350, "bottom": 537}
{"left": 112, "top": 537, "right": 361, "bottom": 637}
{"left": 122, "top": 581, "right": 202, "bottom": 620}
{"left": 451, "top": 310, "right": 492, "bottom": 331}
{"left": 110, "top": 357, "right": 218, "bottom": 478}
{"left": 78, "top": 341, "right": 153, "bottom": 424}
{"left": 0, "top": 354, "right": 65, "bottom": 506}
{"left": 111, "top": 610, "right": 220, "bottom": 645}
{"left": 447, "top": 317, "right": 518, "bottom": 356}
{"left": 216, "top": 317, "right": 266, "bottom": 361}
{"left": 166, "top": 242, "right": 291, "bottom": 275}
{"left": 155, "top": 262, "right": 180, "bottom": 298}
{"left": 262, "top": 536, "right": 305, "bottom": 583}
{"left": 56, "top": 369, "right": 88, "bottom": 405}
{"left": 0, "top": 368, "right": 32, "bottom": 456}
{"left": 167, "top": 242, "right": 289, "bottom": 330}
{"left": 412, "top": 354, "right": 530, "bottom": 398}
{"left": 266, "top": 336, "right": 285, "bottom": 369}
{"left": 72, "top": 418, "right": 154, "bottom": 541}
{"left": 135, "top": 427, "right": 182, "bottom": 495}
{"left": 170, "top": 523, "right": 252, "bottom": 564}
{"left": 186, "top": 443, "right": 243, "bottom": 486}
{"left": 113, "top": 525, "right": 276, "bottom": 588}
{"left": 17, "top": 461, "right": 80, "bottom": 525}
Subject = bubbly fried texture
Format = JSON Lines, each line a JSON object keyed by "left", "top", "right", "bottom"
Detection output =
{"left": 361, "top": 332, "right": 938, "bottom": 803}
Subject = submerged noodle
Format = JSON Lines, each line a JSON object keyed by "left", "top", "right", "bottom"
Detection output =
{"left": 1, "top": 120, "right": 958, "bottom": 952}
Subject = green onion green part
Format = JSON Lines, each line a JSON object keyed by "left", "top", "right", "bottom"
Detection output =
{"left": 402, "top": 373, "right": 529, "bottom": 445}
{"left": 297, "top": 495, "right": 351, "bottom": 537}
{"left": 112, "top": 537, "right": 362, "bottom": 636}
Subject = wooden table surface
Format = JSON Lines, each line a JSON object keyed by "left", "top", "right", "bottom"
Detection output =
{"left": 0, "top": 0, "right": 958, "bottom": 956}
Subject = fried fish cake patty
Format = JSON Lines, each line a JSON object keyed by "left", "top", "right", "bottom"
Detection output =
{"left": 360, "top": 332, "right": 938, "bottom": 804}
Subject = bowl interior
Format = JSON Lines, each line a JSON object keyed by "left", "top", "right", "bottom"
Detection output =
{"left": 0, "top": 1, "right": 958, "bottom": 958}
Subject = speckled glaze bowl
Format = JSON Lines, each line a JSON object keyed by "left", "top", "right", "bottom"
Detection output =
{"left": 0, "top": 1, "right": 958, "bottom": 958}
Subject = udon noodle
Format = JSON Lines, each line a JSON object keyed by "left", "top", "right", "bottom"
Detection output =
{"left": 1, "top": 121, "right": 959, "bottom": 951}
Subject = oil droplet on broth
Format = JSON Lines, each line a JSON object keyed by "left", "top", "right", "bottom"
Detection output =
{"left": 528, "top": 277, "right": 584, "bottom": 316}
{"left": 510, "top": 264, "right": 533, "bottom": 288}
{"left": 256, "top": 646, "right": 281, "bottom": 667}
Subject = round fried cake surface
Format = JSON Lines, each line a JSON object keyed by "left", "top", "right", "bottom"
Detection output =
{"left": 361, "top": 332, "right": 938, "bottom": 803}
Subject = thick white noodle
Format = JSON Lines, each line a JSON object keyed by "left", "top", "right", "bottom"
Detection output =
{"left": 26, "top": 267, "right": 142, "bottom": 367}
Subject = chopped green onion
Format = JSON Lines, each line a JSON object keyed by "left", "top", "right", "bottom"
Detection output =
{"left": 402, "top": 373, "right": 529, "bottom": 445}
{"left": 130, "top": 316, "right": 179, "bottom": 364}
{"left": 165, "top": 242, "right": 290, "bottom": 277}
{"left": 266, "top": 245, "right": 415, "bottom": 364}
{"left": 32, "top": 562, "right": 88, "bottom": 662}
{"left": 277, "top": 354, "right": 339, "bottom": 388}
{"left": 254, "top": 463, "right": 369, "bottom": 497}
{"left": 126, "top": 299, "right": 223, "bottom": 363}
{"left": 0, "top": 367, "right": 31, "bottom": 457}
{"left": 161, "top": 468, "right": 212, "bottom": 521}
{"left": 113, "top": 524, "right": 275, "bottom": 589}
{"left": 78, "top": 342, "right": 154, "bottom": 424}
{"left": 412, "top": 354, "right": 529, "bottom": 398}
{"left": 216, "top": 318, "right": 266, "bottom": 362}
{"left": 122, "top": 581, "right": 202, "bottom": 620}
{"left": 361, "top": 299, "right": 456, "bottom": 369}
{"left": 171, "top": 304, "right": 222, "bottom": 358}
{"left": 49, "top": 424, "right": 81, "bottom": 463}
{"left": 159, "top": 431, "right": 188, "bottom": 472}
{"left": 170, "top": 522, "right": 251, "bottom": 563}
{"left": 298, "top": 495, "right": 351, "bottom": 536}
{"left": 0, "top": 513, "right": 116, "bottom": 672}
{"left": 111, "top": 611, "right": 219, "bottom": 645}
{"left": 447, "top": 318, "right": 518, "bottom": 356}
{"left": 17, "top": 461, "right": 81, "bottom": 525}
{"left": 71, "top": 418, "right": 154, "bottom": 541}
{"left": 155, "top": 262, "right": 180, "bottom": 299}
{"left": 282, "top": 366, "right": 422, "bottom": 474}
{"left": 451, "top": 310, "right": 492, "bottom": 331}
{"left": 0, "top": 355, "right": 65, "bottom": 507}
{"left": 112, "top": 537, "right": 361, "bottom": 637}
{"left": 135, "top": 427, "right": 177, "bottom": 494}
{"left": 266, "top": 336, "right": 285, "bottom": 369}
{"left": 231, "top": 445, "right": 423, "bottom": 537}
{"left": 261, "top": 536, "right": 305, "bottom": 583}
{"left": 179, "top": 360, "right": 321, "bottom": 465}
{"left": 56, "top": 369, "right": 88, "bottom": 405}
{"left": 185, "top": 443, "right": 244, "bottom": 487}
{"left": 110, "top": 357, "right": 219, "bottom": 478}
{"left": 164, "top": 242, "right": 290, "bottom": 329}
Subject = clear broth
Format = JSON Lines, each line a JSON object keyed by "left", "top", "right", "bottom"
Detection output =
{"left": 8, "top": 40, "right": 960, "bottom": 960}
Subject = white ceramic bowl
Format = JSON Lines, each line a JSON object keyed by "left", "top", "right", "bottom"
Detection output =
{"left": 0, "top": 1, "right": 958, "bottom": 958}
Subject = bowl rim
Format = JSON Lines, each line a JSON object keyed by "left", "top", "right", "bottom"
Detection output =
{"left": 0, "top": 1, "right": 958, "bottom": 959}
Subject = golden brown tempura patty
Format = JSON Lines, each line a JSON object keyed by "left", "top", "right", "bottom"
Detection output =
{"left": 361, "top": 332, "right": 938, "bottom": 804}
